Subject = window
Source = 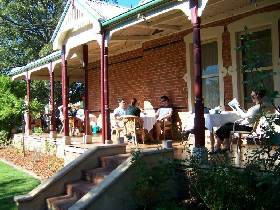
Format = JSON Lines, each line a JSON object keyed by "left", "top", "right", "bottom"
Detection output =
{"left": 240, "top": 29, "right": 273, "bottom": 108}
{"left": 201, "top": 41, "right": 219, "bottom": 109}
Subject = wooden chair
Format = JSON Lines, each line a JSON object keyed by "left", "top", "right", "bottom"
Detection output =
{"left": 163, "top": 119, "right": 173, "bottom": 141}
{"left": 122, "top": 115, "right": 145, "bottom": 145}
{"left": 230, "top": 118, "right": 260, "bottom": 153}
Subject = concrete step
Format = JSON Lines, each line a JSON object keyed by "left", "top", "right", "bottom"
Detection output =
{"left": 83, "top": 167, "right": 112, "bottom": 184}
{"left": 46, "top": 153, "right": 130, "bottom": 210}
{"left": 47, "top": 195, "right": 78, "bottom": 210}
{"left": 100, "top": 153, "right": 130, "bottom": 170}
{"left": 66, "top": 180, "right": 95, "bottom": 199}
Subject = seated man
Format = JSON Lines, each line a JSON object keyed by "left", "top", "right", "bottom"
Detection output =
{"left": 112, "top": 98, "right": 127, "bottom": 138}
{"left": 213, "top": 89, "right": 265, "bottom": 152}
{"left": 155, "top": 96, "right": 173, "bottom": 142}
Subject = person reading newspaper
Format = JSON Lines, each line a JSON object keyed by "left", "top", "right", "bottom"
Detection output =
{"left": 212, "top": 89, "right": 265, "bottom": 153}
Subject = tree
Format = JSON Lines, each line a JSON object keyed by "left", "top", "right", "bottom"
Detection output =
{"left": 0, "top": 0, "right": 65, "bottom": 73}
{"left": 0, "top": 0, "right": 119, "bottom": 111}
{"left": 0, "top": 76, "right": 25, "bottom": 137}
{"left": 0, "top": 0, "right": 119, "bottom": 73}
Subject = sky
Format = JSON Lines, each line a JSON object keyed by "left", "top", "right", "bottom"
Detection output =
{"left": 118, "top": 0, "right": 140, "bottom": 8}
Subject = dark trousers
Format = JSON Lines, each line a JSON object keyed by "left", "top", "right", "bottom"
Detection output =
{"left": 215, "top": 122, "right": 252, "bottom": 141}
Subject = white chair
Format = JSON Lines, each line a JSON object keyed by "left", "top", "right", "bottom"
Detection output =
{"left": 110, "top": 113, "right": 125, "bottom": 140}
{"left": 230, "top": 118, "right": 260, "bottom": 153}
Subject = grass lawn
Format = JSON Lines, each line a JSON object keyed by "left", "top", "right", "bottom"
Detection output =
{"left": 0, "top": 161, "right": 40, "bottom": 210}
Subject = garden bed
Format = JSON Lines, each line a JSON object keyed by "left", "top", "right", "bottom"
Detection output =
{"left": 0, "top": 146, "right": 64, "bottom": 179}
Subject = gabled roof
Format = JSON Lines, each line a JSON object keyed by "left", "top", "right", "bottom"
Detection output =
{"left": 138, "top": 0, "right": 151, "bottom": 5}
{"left": 86, "top": 0, "right": 129, "bottom": 20}
{"left": 101, "top": 0, "right": 169, "bottom": 28}
{"left": 51, "top": 0, "right": 129, "bottom": 42}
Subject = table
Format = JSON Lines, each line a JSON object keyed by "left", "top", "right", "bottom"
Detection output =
{"left": 183, "top": 112, "right": 241, "bottom": 150}
{"left": 140, "top": 113, "right": 156, "bottom": 132}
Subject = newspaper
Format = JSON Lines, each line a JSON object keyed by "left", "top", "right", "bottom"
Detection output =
{"left": 228, "top": 98, "right": 245, "bottom": 116}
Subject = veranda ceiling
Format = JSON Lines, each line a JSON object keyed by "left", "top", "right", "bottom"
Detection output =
{"left": 11, "top": 0, "right": 278, "bottom": 82}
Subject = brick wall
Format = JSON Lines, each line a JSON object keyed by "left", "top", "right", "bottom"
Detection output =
{"left": 223, "top": 74, "right": 233, "bottom": 111}
{"left": 88, "top": 34, "right": 188, "bottom": 112}
{"left": 222, "top": 26, "right": 233, "bottom": 111}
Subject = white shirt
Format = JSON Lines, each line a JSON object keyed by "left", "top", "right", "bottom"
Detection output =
{"left": 76, "top": 109, "right": 84, "bottom": 121}
{"left": 113, "top": 107, "right": 126, "bottom": 118}
{"left": 156, "top": 107, "right": 173, "bottom": 121}
{"left": 236, "top": 104, "right": 261, "bottom": 125}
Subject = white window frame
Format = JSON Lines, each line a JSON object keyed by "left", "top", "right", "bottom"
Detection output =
{"left": 201, "top": 40, "right": 220, "bottom": 109}
{"left": 228, "top": 10, "right": 280, "bottom": 109}
{"left": 237, "top": 26, "right": 273, "bottom": 107}
{"left": 184, "top": 26, "right": 224, "bottom": 112}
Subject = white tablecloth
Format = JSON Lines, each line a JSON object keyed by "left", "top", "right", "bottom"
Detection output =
{"left": 141, "top": 116, "right": 156, "bottom": 131}
{"left": 183, "top": 112, "right": 241, "bottom": 133}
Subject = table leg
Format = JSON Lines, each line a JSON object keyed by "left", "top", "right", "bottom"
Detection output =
{"left": 210, "top": 132, "right": 215, "bottom": 152}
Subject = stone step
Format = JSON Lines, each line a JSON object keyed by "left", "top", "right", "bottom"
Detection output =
{"left": 100, "top": 153, "right": 130, "bottom": 170}
{"left": 47, "top": 195, "right": 78, "bottom": 210}
{"left": 83, "top": 167, "right": 112, "bottom": 184}
{"left": 66, "top": 180, "right": 96, "bottom": 199}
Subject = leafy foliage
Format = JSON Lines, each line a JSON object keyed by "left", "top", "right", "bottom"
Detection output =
{"left": 0, "top": 76, "right": 25, "bottom": 135}
{"left": 0, "top": 0, "right": 65, "bottom": 72}
{"left": 236, "top": 27, "right": 280, "bottom": 110}
{"left": 28, "top": 98, "right": 44, "bottom": 119}
{"left": 31, "top": 80, "right": 50, "bottom": 105}
{"left": 186, "top": 148, "right": 280, "bottom": 210}
{"left": 131, "top": 150, "right": 187, "bottom": 210}
{"left": 0, "top": 130, "right": 10, "bottom": 146}
{"left": 33, "top": 127, "right": 43, "bottom": 135}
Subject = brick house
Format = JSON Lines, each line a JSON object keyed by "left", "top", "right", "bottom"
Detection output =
{"left": 10, "top": 0, "right": 280, "bottom": 148}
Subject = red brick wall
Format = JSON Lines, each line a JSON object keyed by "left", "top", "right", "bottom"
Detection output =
{"left": 222, "top": 26, "right": 233, "bottom": 111}
{"left": 223, "top": 74, "right": 233, "bottom": 111}
{"left": 88, "top": 35, "right": 188, "bottom": 112}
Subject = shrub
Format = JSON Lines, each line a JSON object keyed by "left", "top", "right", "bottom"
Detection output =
{"left": 0, "top": 75, "right": 25, "bottom": 139}
{"left": 33, "top": 127, "right": 43, "bottom": 135}
{"left": 131, "top": 150, "right": 187, "bottom": 210}
{"left": 0, "top": 130, "right": 11, "bottom": 146}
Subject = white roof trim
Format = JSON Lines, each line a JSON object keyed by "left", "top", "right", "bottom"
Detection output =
{"left": 52, "top": 0, "right": 128, "bottom": 50}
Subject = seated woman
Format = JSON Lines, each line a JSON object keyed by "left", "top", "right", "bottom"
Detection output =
{"left": 113, "top": 98, "right": 127, "bottom": 121}
{"left": 127, "top": 98, "right": 141, "bottom": 117}
{"left": 155, "top": 96, "right": 173, "bottom": 142}
{"left": 213, "top": 89, "right": 265, "bottom": 152}
{"left": 112, "top": 98, "right": 127, "bottom": 138}
{"left": 125, "top": 98, "right": 145, "bottom": 143}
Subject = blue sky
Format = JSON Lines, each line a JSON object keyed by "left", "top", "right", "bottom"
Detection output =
{"left": 118, "top": 0, "right": 140, "bottom": 8}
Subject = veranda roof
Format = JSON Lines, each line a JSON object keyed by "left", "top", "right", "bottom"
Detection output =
{"left": 9, "top": 0, "right": 178, "bottom": 77}
{"left": 9, "top": 0, "right": 277, "bottom": 78}
{"left": 9, "top": 51, "right": 61, "bottom": 77}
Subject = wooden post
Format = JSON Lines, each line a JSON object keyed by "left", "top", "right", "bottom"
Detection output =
{"left": 61, "top": 45, "right": 70, "bottom": 145}
{"left": 103, "top": 32, "right": 111, "bottom": 143}
{"left": 49, "top": 62, "right": 57, "bottom": 139}
{"left": 83, "top": 44, "right": 92, "bottom": 143}
{"left": 191, "top": 0, "right": 205, "bottom": 148}
{"left": 25, "top": 72, "right": 32, "bottom": 135}
{"left": 100, "top": 33, "right": 105, "bottom": 144}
